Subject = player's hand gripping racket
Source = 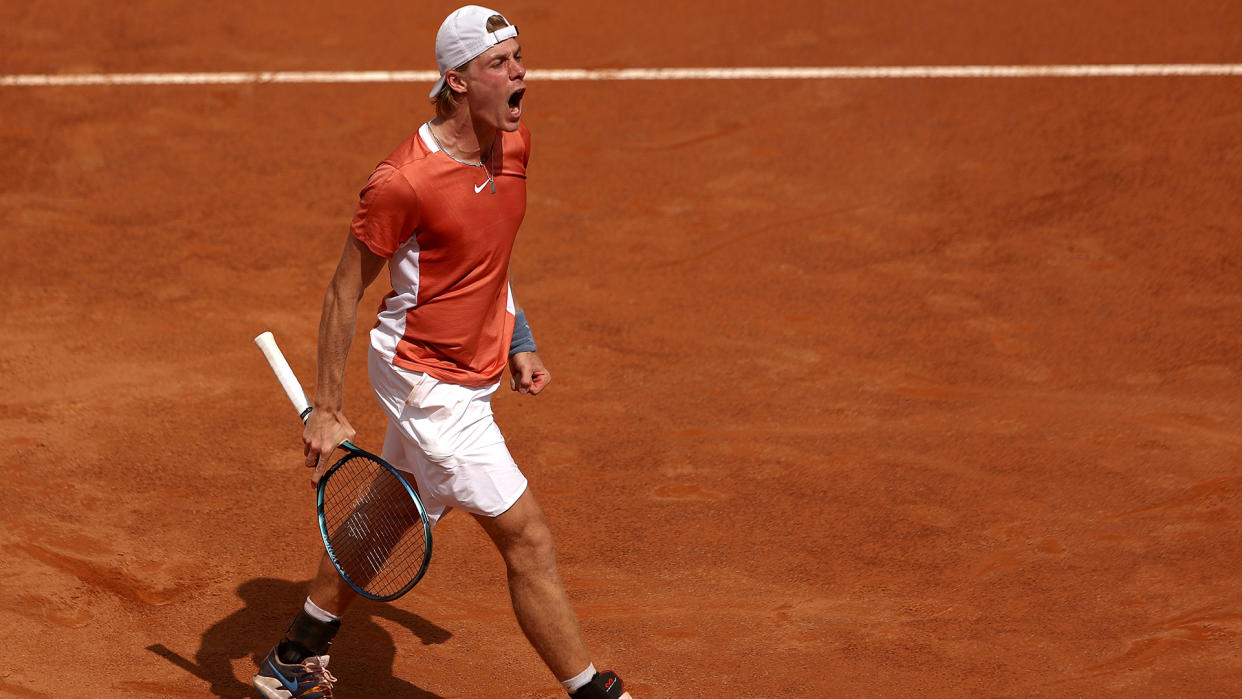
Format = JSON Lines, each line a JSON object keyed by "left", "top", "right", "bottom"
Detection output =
{"left": 254, "top": 331, "right": 432, "bottom": 601}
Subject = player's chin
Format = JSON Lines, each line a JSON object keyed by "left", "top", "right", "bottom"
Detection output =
{"left": 499, "top": 110, "right": 522, "bottom": 131}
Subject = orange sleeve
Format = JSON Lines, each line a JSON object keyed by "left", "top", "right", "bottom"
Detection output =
{"left": 350, "top": 163, "right": 420, "bottom": 258}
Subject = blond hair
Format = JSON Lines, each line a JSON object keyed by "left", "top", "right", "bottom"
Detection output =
{"left": 432, "top": 14, "right": 510, "bottom": 119}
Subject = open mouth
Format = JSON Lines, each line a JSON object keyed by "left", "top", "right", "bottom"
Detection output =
{"left": 508, "top": 88, "right": 525, "bottom": 116}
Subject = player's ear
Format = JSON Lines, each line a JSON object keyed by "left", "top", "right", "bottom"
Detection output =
{"left": 446, "top": 68, "right": 469, "bottom": 96}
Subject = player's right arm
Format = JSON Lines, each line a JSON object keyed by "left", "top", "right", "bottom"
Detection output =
{"left": 303, "top": 233, "right": 387, "bottom": 485}
{"left": 303, "top": 162, "right": 418, "bottom": 485}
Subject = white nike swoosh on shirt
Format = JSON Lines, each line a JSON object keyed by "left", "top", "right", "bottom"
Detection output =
{"left": 474, "top": 180, "right": 490, "bottom": 194}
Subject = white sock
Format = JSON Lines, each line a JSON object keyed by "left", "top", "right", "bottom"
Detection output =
{"left": 303, "top": 596, "right": 341, "bottom": 624}
{"left": 561, "top": 664, "right": 596, "bottom": 693}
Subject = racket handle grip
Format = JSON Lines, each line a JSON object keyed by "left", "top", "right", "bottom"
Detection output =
{"left": 254, "top": 331, "right": 312, "bottom": 420}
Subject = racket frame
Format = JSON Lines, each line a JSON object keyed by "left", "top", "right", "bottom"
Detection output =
{"left": 315, "top": 444, "right": 433, "bottom": 600}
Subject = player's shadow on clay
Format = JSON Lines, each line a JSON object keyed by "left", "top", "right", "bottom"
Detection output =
{"left": 147, "top": 576, "right": 450, "bottom": 698}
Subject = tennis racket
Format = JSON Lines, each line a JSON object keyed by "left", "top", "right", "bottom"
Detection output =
{"left": 254, "top": 331, "right": 432, "bottom": 601}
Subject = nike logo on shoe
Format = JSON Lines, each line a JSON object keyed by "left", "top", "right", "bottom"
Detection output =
{"left": 268, "top": 659, "right": 299, "bottom": 693}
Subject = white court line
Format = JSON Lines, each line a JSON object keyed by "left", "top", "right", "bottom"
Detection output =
{"left": 3, "top": 64, "right": 1242, "bottom": 86}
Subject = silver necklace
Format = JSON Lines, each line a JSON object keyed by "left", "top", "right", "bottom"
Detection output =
{"left": 426, "top": 121, "right": 495, "bottom": 194}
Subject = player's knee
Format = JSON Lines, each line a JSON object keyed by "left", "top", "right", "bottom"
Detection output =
{"left": 503, "top": 519, "right": 558, "bottom": 575}
{"left": 518, "top": 520, "right": 556, "bottom": 563}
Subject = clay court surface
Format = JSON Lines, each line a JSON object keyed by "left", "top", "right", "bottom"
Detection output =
{"left": 3, "top": 1, "right": 1242, "bottom": 696}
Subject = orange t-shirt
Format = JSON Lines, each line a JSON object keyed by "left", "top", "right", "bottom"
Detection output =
{"left": 352, "top": 122, "right": 531, "bottom": 387}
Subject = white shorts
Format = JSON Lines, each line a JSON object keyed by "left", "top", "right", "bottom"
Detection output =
{"left": 367, "top": 347, "right": 528, "bottom": 529}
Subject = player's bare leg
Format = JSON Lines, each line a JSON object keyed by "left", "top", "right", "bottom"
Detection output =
{"left": 475, "top": 489, "right": 631, "bottom": 697}
{"left": 308, "top": 550, "right": 358, "bottom": 616}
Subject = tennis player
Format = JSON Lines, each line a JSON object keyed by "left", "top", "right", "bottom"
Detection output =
{"left": 252, "top": 6, "right": 631, "bottom": 699}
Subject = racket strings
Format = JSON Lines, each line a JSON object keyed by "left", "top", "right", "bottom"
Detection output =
{"left": 322, "top": 454, "right": 428, "bottom": 598}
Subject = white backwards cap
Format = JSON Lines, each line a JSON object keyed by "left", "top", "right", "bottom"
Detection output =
{"left": 429, "top": 5, "right": 519, "bottom": 99}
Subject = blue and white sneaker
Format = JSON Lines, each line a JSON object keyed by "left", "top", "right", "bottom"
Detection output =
{"left": 252, "top": 649, "right": 337, "bottom": 698}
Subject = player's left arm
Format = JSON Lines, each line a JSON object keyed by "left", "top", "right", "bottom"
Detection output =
{"left": 507, "top": 276, "right": 550, "bottom": 395}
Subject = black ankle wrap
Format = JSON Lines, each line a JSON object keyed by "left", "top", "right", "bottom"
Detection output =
{"left": 569, "top": 671, "right": 624, "bottom": 699}
{"left": 278, "top": 608, "right": 341, "bottom": 662}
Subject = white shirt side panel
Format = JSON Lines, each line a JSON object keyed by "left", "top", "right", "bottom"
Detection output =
{"left": 370, "top": 233, "right": 421, "bottom": 362}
